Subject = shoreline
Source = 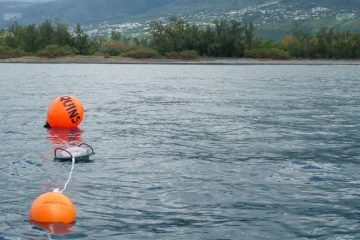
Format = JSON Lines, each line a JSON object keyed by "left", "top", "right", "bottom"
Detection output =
{"left": 0, "top": 56, "right": 360, "bottom": 65}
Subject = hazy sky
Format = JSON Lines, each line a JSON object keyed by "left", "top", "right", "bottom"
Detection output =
{"left": 0, "top": 0, "right": 56, "bottom": 2}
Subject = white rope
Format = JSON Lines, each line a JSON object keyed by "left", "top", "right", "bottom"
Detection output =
{"left": 49, "top": 131, "right": 70, "bottom": 148}
{"left": 60, "top": 154, "right": 75, "bottom": 194}
{"left": 48, "top": 130, "right": 75, "bottom": 194}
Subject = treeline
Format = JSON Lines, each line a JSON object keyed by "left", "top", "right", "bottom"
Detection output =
{"left": 0, "top": 20, "right": 98, "bottom": 58}
{"left": 148, "top": 16, "right": 360, "bottom": 59}
{"left": 0, "top": 17, "right": 360, "bottom": 60}
{"left": 284, "top": 27, "right": 360, "bottom": 59}
{"left": 149, "top": 15, "right": 255, "bottom": 58}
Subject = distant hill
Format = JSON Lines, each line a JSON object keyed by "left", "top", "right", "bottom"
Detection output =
{"left": 1, "top": 0, "right": 359, "bottom": 40}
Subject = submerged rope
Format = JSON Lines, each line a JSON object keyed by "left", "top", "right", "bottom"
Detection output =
{"left": 48, "top": 130, "right": 70, "bottom": 148}
{"left": 60, "top": 154, "right": 75, "bottom": 193}
{"left": 48, "top": 130, "right": 75, "bottom": 194}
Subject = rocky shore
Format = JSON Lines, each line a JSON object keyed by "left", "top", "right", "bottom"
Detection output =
{"left": 0, "top": 56, "right": 359, "bottom": 65}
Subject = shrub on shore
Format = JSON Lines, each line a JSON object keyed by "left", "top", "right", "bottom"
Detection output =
{"left": 165, "top": 50, "right": 199, "bottom": 60}
{"left": 36, "top": 44, "right": 75, "bottom": 58}
{"left": 0, "top": 46, "right": 27, "bottom": 59}
{"left": 99, "top": 41, "right": 126, "bottom": 56}
{"left": 245, "top": 48, "right": 291, "bottom": 60}
{"left": 122, "top": 47, "right": 158, "bottom": 59}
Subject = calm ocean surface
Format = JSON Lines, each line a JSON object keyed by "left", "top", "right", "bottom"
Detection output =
{"left": 0, "top": 63, "right": 360, "bottom": 240}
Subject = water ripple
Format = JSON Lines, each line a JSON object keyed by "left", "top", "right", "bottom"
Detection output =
{"left": 0, "top": 64, "right": 360, "bottom": 239}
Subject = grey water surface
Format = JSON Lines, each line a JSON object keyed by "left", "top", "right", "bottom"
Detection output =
{"left": 0, "top": 63, "right": 360, "bottom": 240}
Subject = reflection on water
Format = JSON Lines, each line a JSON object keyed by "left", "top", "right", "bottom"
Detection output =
{"left": 46, "top": 128, "right": 84, "bottom": 146}
{"left": 29, "top": 220, "right": 75, "bottom": 235}
{"left": 40, "top": 128, "right": 84, "bottom": 161}
{"left": 46, "top": 127, "right": 84, "bottom": 153}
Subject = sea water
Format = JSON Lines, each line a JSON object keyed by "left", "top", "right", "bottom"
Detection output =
{"left": 0, "top": 63, "right": 360, "bottom": 240}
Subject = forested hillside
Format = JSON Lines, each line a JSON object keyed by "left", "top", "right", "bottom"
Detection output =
{"left": 1, "top": 17, "right": 359, "bottom": 60}
{"left": 0, "top": 0, "right": 359, "bottom": 40}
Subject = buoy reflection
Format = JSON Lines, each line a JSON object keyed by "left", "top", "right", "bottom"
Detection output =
{"left": 29, "top": 220, "right": 75, "bottom": 235}
{"left": 46, "top": 128, "right": 84, "bottom": 147}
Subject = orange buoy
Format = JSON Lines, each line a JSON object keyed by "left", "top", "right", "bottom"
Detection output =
{"left": 29, "top": 192, "right": 76, "bottom": 223}
{"left": 44, "top": 95, "right": 84, "bottom": 128}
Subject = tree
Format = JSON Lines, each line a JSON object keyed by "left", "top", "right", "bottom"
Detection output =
{"left": 22, "top": 24, "right": 39, "bottom": 52}
{"left": 111, "top": 31, "right": 121, "bottom": 41}
{"left": 333, "top": 30, "right": 352, "bottom": 59}
{"left": 244, "top": 21, "right": 255, "bottom": 50}
{"left": 0, "top": 29, "right": 5, "bottom": 45}
{"left": 350, "top": 33, "right": 360, "bottom": 58}
{"left": 315, "top": 26, "right": 336, "bottom": 58}
{"left": 5, "top": 22, "right": 24, "bottom": 49}
{"left": 183, "top": 24, "right": 200, "bottom": 53}
{"left": 74, "top": 23, "right": 91, "bottom": 54}
{"left": 213, "top": 19, "right": 228, "bottom": 57}
{"left": 53, "top": 20, "right": 72, "bottom": 46}
{"left": 149, "top": 16, "right": 201, "bottom": 55}
{"left": 149, "top": 18, "right": 173, "bottom": 54}
{"left": 228, "top": 19, "right": 245, "bottom": 57}
{"left": 163, "top": 15, "right": 187, "bottom": 52}
{"left": 37, "top": 19, "right": 55, "bottom": 49}
{"left": 291, "top": 29, "right": 312, "bottom": 58}
{"left": 213, "top": 19, "right": 245, "bottom": 57}
{"left": 122, "top": 35, "right": 131, "bottom": 45}
{"left": 199, "top": 26, "right": 216, "bottom": 56}
{"left": 148, "top": 16, "right": 248, "bottom": 57}
{"left": 140, "top": 36, "right": 150, "bottom": 48}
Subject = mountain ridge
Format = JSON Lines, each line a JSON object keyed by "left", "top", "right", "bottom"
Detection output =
{"left": 1, "top": 0, "right": 359, "bottom": 40}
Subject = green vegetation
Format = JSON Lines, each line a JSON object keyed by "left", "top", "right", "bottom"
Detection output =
{"left": 257, "top": 17, "right": 360, "bottom": 42}
{"left": 148, "top": 16, "right": 360, "bottom": 59}
{"left": 99, "top": 41, "right": 125, "bottom": 56}
{"left": 0, "top": 20, "right": 97, "bottom": 58}
{"left": 165, "top": 50, "right": 200, "bottom": 60}
{"left": 0, "top": 46, "right": 27, "bottom": 59}
{"left": 36, "top": 44, "right": 75, "bottom": 58}
{"left": 245, "top": 48, "right": 291, "bottom": 60}
{"left": 284, "top": 27, "right": 360, "bottom": 59}
{"left": 148, "top": 16, "right": 249, "bottom": 58}
{"left": 0, "top": 17, "right": 359, "bottom": 60}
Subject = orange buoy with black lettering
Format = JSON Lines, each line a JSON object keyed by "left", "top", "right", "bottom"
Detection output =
{"left": 29, "top": 192, "right": 76, "bottom": 223}
{"left": 44, "top": 95, "right": 84, "bottom": 128}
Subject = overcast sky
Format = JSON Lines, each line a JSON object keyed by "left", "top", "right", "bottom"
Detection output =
{"left": 0, "top": 0, "right": 56, "bottom": 2}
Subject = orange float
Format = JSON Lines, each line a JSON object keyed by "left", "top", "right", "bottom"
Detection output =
{"left": 44, "top": 95, "right": 84, "bottom": 128}
{"left": 29, "top": 192, "right": 76, "bottom": 223}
